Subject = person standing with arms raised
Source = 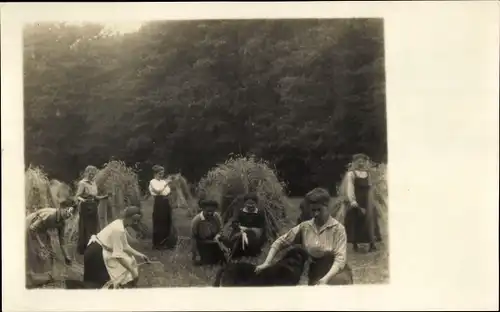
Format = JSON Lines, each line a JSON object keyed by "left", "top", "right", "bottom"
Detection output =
{"left": 149, "top": 165, "right": 176, "bottom": 250}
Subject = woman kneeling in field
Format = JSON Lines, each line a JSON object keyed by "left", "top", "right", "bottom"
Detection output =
{"left": 256, "top": 188, "right": 353, "bottom": 285}
{"left": 190, "top": 199, "right": 225, "bottom": 266}
{"left": 219, "top": 193, "right": 267, "bottom": 259}
{"left": 83, "top": 206, "right": 150, "bottom": 288}
{"left": 26, "top": 206, "right": 75, "bottom": 288}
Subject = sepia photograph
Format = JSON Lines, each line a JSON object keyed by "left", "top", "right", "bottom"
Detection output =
{"left": 22, "top": 18, "right": 388, "bottom": 289}
{"left": 2, "top": 2, "right": 498, "bottom": 311}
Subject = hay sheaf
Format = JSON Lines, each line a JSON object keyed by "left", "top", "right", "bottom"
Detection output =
{"left": 25, "top": 165, "right": 57, "bottom": 214}
{"left": 332, "top": 162, "right": 388, "bottom": 233}
{"left": 166, "top": 173, "right": 197, "bottom": 217}
{"left": 94, "top": 160, "right": 142, "bottom": 227}
{"left": 197, "top": 156, "right": 291, "bottom": 241}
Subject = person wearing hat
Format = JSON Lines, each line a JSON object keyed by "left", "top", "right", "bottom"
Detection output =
{"left": 25, "top": 206, "right": 76, "bottom": 288}
{"left": 83, "top": 206, "right": 150, "bottom": 289}
{"left": 256, "top": 188, "right": 354, "bottom": 285}
{"left": 343, "top": 153, "right": 382, "bottom": 252}
{"left": 190, "top": 199, "right": 225, "bottom": 266}
{"left": 149, "top": 165, "right": 175, "bottom": 250}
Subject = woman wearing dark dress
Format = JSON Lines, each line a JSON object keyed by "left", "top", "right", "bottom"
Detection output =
{"left": 343, "top": 153, "right": 382, "bottom": 252}
{"left": 75, "top": 165, "right": 109, "bottom": 255}
{"left": 149, "top": 165, "right": 176, "bottom": 250}
{"left": 256, "top": 188, "right": 353, "bottom": 285}
{"left": 219, "top": 193, "right": 267, "bottom": 259}
{"left": 190, "top": 199, "right": 225, "bottom": 265}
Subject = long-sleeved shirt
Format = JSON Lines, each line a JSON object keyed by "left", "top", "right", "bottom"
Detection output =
{"left": 75, "top": 179, "right": 98, "bottom": 201}
{"left": 191, "top": 211, "right": 223, "bottom": 240}
{"left": 270, "top": 216, "right": 347, "bottom": 277}
{"left": 149, "top": 178, "right": 171, "bottom": 196}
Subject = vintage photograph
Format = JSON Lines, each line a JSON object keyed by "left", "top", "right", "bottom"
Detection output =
{"left": 23, "top": 18, "right": 388, "bottom": 289}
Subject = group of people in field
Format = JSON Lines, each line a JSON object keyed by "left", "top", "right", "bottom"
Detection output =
{"left": 188, "top": 152, "right": 381, "bottom": 286}
{"left": 26, "top": 153, "right": 382, "bottom": 288}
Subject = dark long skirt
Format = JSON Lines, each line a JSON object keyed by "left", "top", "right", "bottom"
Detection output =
{"left": 83, "top": 241, "right": 111, "bottom": 288}
{"left": 152, "top": 196, "right": 177, "bottom": 249}
{"left": 308, "top": 254, "right": 354, "bottom": 285}
{"left": 195, "top": 240, "right": 226, "bottom": 265}
{"left": 344, "top": 206, "right": 382, "bottom": 244}
{"left": 82, "top": 242, "right": 137, "bottom": 289}
{"left": 78, "top": 201, "right": 99, "bottom": 255}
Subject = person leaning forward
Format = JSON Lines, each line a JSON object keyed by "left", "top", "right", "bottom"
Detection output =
{"left": 256, "top": 188, "right": 354, "bottom": 285}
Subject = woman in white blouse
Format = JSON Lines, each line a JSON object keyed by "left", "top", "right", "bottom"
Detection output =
{"left": 256, "top": 188, "right": 353, "bottom": 285}
{"left": 75, "top": 165, "right": 109, "bottom": 255}
{"left": 149, "top": 165, "right": 175, "bottom": 250}
{"left": 83, "top": 206, "right": 150, "bottom": 288}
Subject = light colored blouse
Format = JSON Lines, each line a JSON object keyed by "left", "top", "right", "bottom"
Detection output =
{"left": 75, "top": 179, "right": 98, "bottom": 200}
{"left": 270, "top": 216, "right": 347, "bottom": 275}
{"left": 89, "top": 219, "right": 138, "bottom": 286}
{"left": 149, "top": 178, "right": 171, "bottom": 196}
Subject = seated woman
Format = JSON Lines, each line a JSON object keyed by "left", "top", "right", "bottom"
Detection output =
{"left": 26, "top": 207, "right": 74, "bottom": 288}
{"left": 219, "top": 193, "right": 267, "bottom": 259}
{"left": 190, "top": 199, "right": 225, "bottom": 266}
{"left": 256, "top": 188, "right": 354, "bottom": 285}
{"left": 83, "top": 206, "right": 150, "bottom": 289}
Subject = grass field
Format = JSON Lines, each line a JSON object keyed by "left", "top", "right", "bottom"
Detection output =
{"left": 51, "top": 197, "right": 389, "bottom": 288}
{"left": 133, "top": 197, "right": 389, "bottom": 287}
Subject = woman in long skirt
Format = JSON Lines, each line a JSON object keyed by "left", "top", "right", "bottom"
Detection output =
{"left": 191, "top": 199, "right": 225, "bottom": 265}
{"left": 83, "top": 206, "right": 150, "bottom": 288}
{"left": 26, "top": 207, "right": 74, "bottom": 288}
{"left": 75, "top": 165, "right": 109, "bottom": 255}
{"left": 149, "top": 165, "right": 176, "bottom": 250}
{"left": 256, "top": 188, "right": 353, "bottom": 285}
{"left": 343, "top": 153, "right": 382, "bottom": 252}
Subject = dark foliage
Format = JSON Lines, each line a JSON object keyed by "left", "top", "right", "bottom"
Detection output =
{"left": 24, "top": 19, "right": 387, "bottom": 195}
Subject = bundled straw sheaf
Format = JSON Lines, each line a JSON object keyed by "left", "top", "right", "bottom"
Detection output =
{"left": 166, "top": 173, "right": 197, "bottom": 217}
{"left": 94, "top": 160, "right": 142, "bottom": 229}
{"left": 24, "top": 167, "right": 83, "bottom": 278}
{"left": 25, "top": 165, "right": 57, "bottom": 214}
{"left": 332, "top": 161, "right": 388, "bottom": 232}
{"left": 197, "top": 156, "right": 291, "bottom": 241}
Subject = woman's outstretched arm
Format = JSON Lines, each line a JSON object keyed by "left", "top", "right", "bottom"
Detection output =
{"left": 262, "top": 224, "right": 302, "bottom": 265}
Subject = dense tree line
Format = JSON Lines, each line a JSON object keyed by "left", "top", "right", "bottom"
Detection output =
{"left": 23, "top": 19, "right": 387, "bottom": 196}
